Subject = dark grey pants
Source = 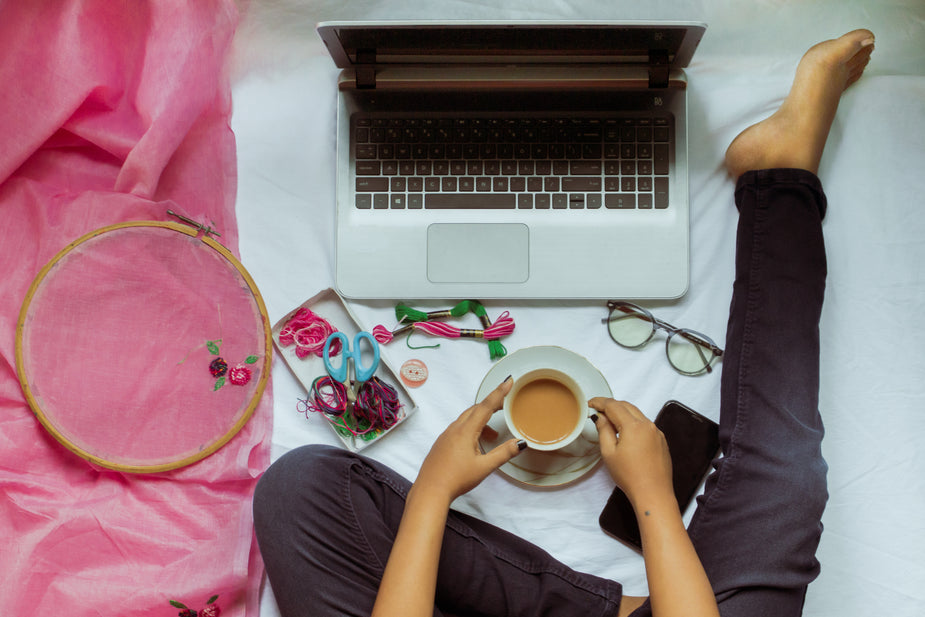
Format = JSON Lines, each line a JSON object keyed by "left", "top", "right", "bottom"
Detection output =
{"left": 254, "top": 169, "right": 829, "bottom": 617}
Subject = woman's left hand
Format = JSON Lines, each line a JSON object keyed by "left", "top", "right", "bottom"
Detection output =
{"left": 413, "top": 376, "right": 524, "bottom": 504}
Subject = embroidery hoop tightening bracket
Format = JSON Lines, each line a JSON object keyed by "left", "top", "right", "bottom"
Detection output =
{"left": 167, "top": 209, "right": 222, "bottom": 238}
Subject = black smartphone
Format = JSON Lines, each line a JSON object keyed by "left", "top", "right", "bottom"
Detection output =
{"left": 598, "top": 400, "right": 720, "bottom": 552}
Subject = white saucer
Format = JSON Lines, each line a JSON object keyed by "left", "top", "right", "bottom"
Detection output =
{"left": 476, "top": 346, "right": 611, "bottom": 488}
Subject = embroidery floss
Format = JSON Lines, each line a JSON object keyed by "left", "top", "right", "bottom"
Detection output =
{"left": 373, "top": 303, "right": 514, "bottom": 360}
{"left": 353, "top": 376, "right": 402, "bottom": 432}
{"left": 373, "top": 311, "right": 515, "bottom": 357}
{"left": 279, "top": 308, "right": 342, "bottom": 359}
{"left": 303, "top": 375, "right": 349, "bottom": 417}
{"left": 394, "top": 299, "right": 478, "bottom": 324}
{"left": 300, "top": 374, "right": 403, "bottom": 441}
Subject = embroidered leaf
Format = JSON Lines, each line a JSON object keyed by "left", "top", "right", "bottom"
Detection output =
{"left": 214, "top": 376, "right": 226, "bottom": 391}
{"left": 207, "top": 595, "right": 219, "bottom": 605}
{"left": 170, "top": 601, "right": 189, "bottom": 609}
{"left": 207, "top": 340, "right": 221, "bottom": 355}
{"left": 245, "top": 355, "right": 258, "bottom": 364}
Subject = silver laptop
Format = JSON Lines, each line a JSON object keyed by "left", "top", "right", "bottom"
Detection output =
{"left": 317, "top": 21, "right": 706, "bottom": 299}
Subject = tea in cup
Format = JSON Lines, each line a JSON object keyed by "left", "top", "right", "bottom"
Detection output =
{"left": 504, "top": 369, "right": 586, "bottom": 451}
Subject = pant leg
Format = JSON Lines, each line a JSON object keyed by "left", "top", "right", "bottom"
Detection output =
{"left": 253, "top": 444, "right": 623, "bottom": 617}
{"left": 633, "top": 169, "right": 829, "bottom": 617}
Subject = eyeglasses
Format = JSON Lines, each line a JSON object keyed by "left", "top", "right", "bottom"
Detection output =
{"left": 602, "top": 301, "right": 724, "bottom": 376}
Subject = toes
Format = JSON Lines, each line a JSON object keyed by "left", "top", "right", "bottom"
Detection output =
{"left": 843, "top": 28, "right": 875, "bottom": 48}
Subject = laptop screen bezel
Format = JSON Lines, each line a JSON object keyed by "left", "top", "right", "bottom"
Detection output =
{"left": 317, "top": 21, "right": 706, "bottom": 69}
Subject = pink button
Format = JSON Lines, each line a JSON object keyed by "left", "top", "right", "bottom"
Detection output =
{"left": 399, "top": 359, "right": 428, "bottom": 388}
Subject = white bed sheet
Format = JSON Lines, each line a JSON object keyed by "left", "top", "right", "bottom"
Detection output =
{"left": 229, "top": 2, "right": 925, "bottom": 615}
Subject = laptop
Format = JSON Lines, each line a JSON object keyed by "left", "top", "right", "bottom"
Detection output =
{"left": 316, "top": 21, "right": 706, "bottom": 299}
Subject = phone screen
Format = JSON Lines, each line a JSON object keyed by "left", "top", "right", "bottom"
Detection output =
{"left": 598, "top": 400, "right": 720, "bottom": 551}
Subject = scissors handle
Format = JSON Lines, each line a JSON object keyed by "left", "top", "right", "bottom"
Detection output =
{"left": 323, "top": 331, "right": 380, "bottom": 384}
{"left": 351, "top": 331, "right": 380, "bottom": 383}
{"left": 323, "top": 332, "right": 350, "bottom": 383}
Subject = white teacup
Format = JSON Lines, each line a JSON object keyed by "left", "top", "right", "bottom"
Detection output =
{"left": 503, "top": 368, "right": 587, "bottom": 451}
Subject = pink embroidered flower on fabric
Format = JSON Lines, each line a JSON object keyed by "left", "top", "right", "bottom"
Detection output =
{"left": 170, "top": 594, "right": 220, "bottom": 617}
{"left": 228, "top": 364, "right": 251, "bottom": 386}
{"left": 200, "top": 603, "right": 222, "bottom": 617}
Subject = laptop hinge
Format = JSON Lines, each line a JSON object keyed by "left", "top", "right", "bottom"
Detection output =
{"left": 648, "top": 50, "right": 670, "bottom": 89}
{"left": 356, "top": 49, "right": 377, "bottom": 89}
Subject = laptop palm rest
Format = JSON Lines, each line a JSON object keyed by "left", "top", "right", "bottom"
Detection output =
{"left": 427, "top": 223, "right": 529, "bottom": 283}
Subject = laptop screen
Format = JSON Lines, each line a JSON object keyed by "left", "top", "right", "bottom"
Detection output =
{"left": 318, "top": 22, "right": 705, "bottom": 68}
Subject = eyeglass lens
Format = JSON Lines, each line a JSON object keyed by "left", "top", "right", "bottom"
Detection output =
{"left": 667, "top": 330, "right": 716, "bottom": 375}
{"left": 606, "top": 304, "right": 656, "bottom": 348}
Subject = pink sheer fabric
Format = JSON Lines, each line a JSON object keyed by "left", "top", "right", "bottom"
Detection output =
{"left": 0, "top": 1, "right": 270, "bottom": 615}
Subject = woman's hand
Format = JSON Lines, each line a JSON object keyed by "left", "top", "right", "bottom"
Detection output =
{"left": 590, "top": 397, "right": 720, "bottom": 617}
{"left": 589, "top": 398, "right": 674, "bottom": 507}
{"left": 414, "top": 376, "right": 525, "bottom": 504}
{"left": 372, "top": 377, "right": 522, "bottom": 617}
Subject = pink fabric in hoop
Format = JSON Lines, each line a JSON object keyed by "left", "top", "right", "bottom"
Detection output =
{"left": 0, "top": 2, "right": 269, "bottom": 616}
{"left": 17, "top": 222, "right": 271, "bottom": 471}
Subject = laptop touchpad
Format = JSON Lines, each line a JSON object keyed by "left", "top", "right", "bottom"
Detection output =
{"left": 427, "top": 223, "right": 529, "bottom": 283}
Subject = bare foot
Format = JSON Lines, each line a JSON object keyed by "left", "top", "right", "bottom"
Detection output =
{"left": 725, "top": 29, "right": 875, "bottom": 178}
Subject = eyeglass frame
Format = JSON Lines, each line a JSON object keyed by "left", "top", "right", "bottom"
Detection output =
{"left": 602, "top": 300, "right": 724, "bottom": 375}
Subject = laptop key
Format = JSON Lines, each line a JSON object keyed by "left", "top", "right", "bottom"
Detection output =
{"left": 570, "top": 161, "right": 602, "bottom": 175}
{"left": 562, "top": 177, "right": 602, "bottom": 192}
{"left": 654, "top": 144, "right": 670, "bottom": 174}
{"left": 425, "top": 194, "right": 516, "bottom": 209}
{"left": 356, "top": 145, "right": 378, "bottom": 159}
{"left": 356, "top": 161, "right": 381, "bottom": 175}
{"left": 357, "top": 177, "right": 389, "bottom": 192}
{"left": 605, "top": 194, "right": 636, "bottom": 209}
{"left": 655, "top": 178, "right": 670, "bottom": 208}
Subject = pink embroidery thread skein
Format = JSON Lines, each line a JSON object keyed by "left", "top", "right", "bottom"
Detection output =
{"left": 372, "top": 310, "right": 514, "bottom": 360}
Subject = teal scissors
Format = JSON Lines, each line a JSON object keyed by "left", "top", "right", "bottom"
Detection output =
{"left": 323, "top": 331, "right": 381, "bottom": 400}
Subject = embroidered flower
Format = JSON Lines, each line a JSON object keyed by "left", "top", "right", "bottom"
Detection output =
{"left": 200, "top": 603, "right": 222, "bottom": 617}
{"left": 228, "top": 364, "right": 252, "bottom": 386}
{"left": 170, "top": 594, "right": 219, "bottom": 617}
{"left": 209, "top": 357, "right": 228, "bottom": 377}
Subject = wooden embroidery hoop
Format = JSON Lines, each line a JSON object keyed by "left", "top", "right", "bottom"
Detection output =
{"left": 15, "top": 221, "right": 272, "bottom": 473}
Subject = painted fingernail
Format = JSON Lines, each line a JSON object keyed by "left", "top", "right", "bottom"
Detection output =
{"left": 517, "top": 439, "right": 528, "bottom": 451}
{"left": 589, "top": 413, "right": 599, "bottom": 423}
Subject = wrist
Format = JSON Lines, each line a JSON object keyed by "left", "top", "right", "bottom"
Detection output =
{"left": 408, "top": 481, "right": 454, "bottom": 512}
{"left": 628, "top": 484, "right": 679, "bottom": 520}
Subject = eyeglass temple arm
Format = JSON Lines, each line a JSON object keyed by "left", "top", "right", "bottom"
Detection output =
{"left": 676, "top": 329, "right": 724, "bottom": 356}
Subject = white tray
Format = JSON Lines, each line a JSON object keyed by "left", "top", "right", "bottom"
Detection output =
{"left": 272, "top": 288, "right": 418, "bottom": 451}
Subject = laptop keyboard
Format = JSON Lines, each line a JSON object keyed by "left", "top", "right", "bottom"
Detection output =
{"left": 353, "top": 114, "right": 671, "bottom": 211}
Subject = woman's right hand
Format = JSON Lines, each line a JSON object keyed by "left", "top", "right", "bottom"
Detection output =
{"left": 589, "top": 398, "right": 674, "bottom": 507}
